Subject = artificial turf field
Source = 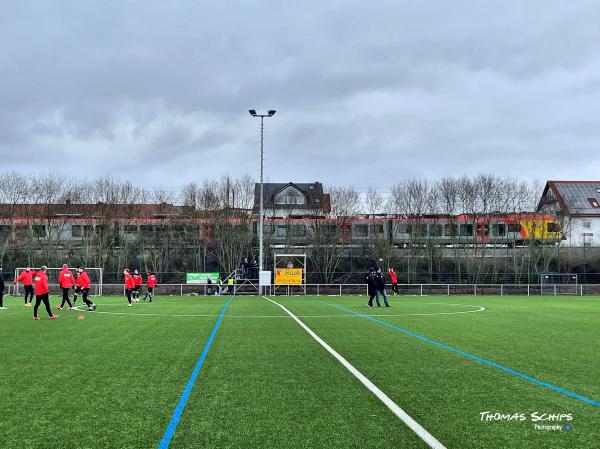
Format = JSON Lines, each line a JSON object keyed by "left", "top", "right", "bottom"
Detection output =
{"left": 0, "top": 294, "right": 598, "bottom": 449}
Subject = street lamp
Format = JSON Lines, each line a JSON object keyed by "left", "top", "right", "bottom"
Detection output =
{"left": 249, "top": 109, "right": 276, "bottom": 287}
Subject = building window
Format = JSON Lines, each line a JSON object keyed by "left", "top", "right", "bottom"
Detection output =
{"left": 582, "top": 221, "right": 591, "bottom": 229}
{"left": 588, "top": 198, "right": 600, "bottom": 208}
{"left": 124, "top": 225, "right": 137, "bottom": 235}
{"left": 274, "top": 186, "right": 306, "bottom": 205}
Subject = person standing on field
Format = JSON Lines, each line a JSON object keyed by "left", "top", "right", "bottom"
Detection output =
{"left": 374, "top": 267, "right": 390, "bottom": 307}
{"left": 142, "top": 272, "right": 157, "bottom": 302}
{"left": 124, "top": 269, "right": 135, "bottom": 307}
{"left": 14, "top": 267, "right": 35, "bottom": 307}
{"left": 366, "top": 268, "right": 378, "bottom": 307}
{"left": 33, "top": 266, "right": 58, "bottom": 320}
{"left": 388, "top": 267, "right": 399, "bottom": 295}
{"left": 0, "top": 266, "right": 6, "bottom": 310}
{"left": 56, "top": 264, "right": 74, "bottom": 310}
{"left": 132, "top": 269, "right": 143, "bottom": 302}
{"left": 76, "top": 267, "right": 96, "bottom": 311}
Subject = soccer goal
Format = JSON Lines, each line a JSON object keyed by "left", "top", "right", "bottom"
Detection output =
{"left": 13, "top": 267, "right": 103, "bottom": 296}
{"left": 540, "top": 273, "right": 579, "bottom": 296}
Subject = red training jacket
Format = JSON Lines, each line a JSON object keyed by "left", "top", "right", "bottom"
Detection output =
{"left": 58, "top": 268, "right": 75, "bottom": 288}
{"left": 34, "top": 272, "right": 49, "bottom": 295}
{"left": 389, "top": 271, "right": 398, "bottom": 283}
{"left": 133, "top": 273, "right": 143, "bottom": 286}
{"left": 124, "top": 274, "right": 135, "bottom": 289}
{"left": 77, "top": 272, "right": 91, "bottom": 289}
{"left": 147, "top": 274, "right": 157, "bottom": 288}
{"left": 15, "top": 270, "right": 34, "bottom": 286}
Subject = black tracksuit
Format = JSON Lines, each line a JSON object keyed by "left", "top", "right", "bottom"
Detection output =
{"left": 367, "top": 272, "right": 378, "bottom": 306}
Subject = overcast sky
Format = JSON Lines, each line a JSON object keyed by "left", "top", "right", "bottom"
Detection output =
{"left": 2, "top": 1, "right": 600, "bottom": 192}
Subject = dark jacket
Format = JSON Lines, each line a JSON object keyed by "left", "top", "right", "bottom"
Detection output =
{"left": 0, "top": 270, "right": 4, "bottom": 291}
{"left": 366, "top": 272, "right": 376, "bottom": 295}
{"left": 374, "top": 272, "right": 386, "bottom": 291}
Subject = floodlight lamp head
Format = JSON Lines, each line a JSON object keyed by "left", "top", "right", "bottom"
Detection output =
{"left": 268, "top": 109, "right": 276, "bottom": 116}
{"left": 249, "top": 109, "right": 257, "bottom": 116}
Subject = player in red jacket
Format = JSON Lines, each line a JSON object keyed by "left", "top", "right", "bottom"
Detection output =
{"left": 56, "top": 264, "right": 75, "bottom": 310}
{"left": 124, "top": 268, "right": 135, "bottom": 307}
{"left": 388, "top": 267, "right": 399, "bottom": 295}
{"left": 14, "top": 267, "right": 35, "bottom": 307}
{"left": 132, "top": 270, "right": 143, "bottom": 302}
{"left": 74, "top": 267, "right": 96, "bottom": 311}
{"left": 142, "top": 272, "right": 157, "bottom": 302}
{"left": 33, "top": 266, "right": 58, "bottom": 320}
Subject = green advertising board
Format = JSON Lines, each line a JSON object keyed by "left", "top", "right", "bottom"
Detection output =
{"left": 186, "top": 272, "right": 220, "bottom": 284}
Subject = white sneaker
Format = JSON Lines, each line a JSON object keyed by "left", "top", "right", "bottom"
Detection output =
{"left": 127, "top": 304, "right": 132, "bottom": 307}
{"left": 0, "top": 306, "right": 7, "bottom": 310}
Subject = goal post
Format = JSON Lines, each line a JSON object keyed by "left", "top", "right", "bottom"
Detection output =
{"left": 13, "top": 267, "right": 103, "bottom": 296}
{"left": 540, "top": 273, "right": 579, "bottom": 296}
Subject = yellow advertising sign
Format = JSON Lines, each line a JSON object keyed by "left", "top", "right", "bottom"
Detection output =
{"left": 275, "top": 268, "right": 303, "bottom": 285}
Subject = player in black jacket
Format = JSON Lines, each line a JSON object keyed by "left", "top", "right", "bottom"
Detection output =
{"left": 367, "top": 268, "right": 378, "bottom": 307}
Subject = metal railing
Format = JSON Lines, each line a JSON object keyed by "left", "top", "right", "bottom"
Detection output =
{"left": 5, "top": 283, "right": 599, "bottom": 297}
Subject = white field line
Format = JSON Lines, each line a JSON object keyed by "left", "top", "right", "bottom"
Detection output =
{"left": 72, "top": 305, "right": 484, "bottom": 319}
{"left": 262, "top": 296, "right": 447, "bottom": 449}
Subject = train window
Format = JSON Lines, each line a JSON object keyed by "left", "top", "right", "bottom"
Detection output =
{"left": 276, "top": 226, "right": 287, "bottom": 237}
{"left": 508, "top": 224, "right": 521, "bottom": 233}
{"left": 429, "top": 224, "right": 443, "bottom": 237}
{"left": 492, "top": 224, "right": 506, "bottom": 236}
{"left": 395, "top": 223, "right": 411, "bottom": 235}
{"left": 369, "top": 224, "right": 384, "bottom": 235}
{"left": 72, "top": 225, "right": 83, "bottom": 238}
{"left": 354, "top": 224, "right": 369, "bottom": 237}
{"left": 31, "top": 225, "right": 47, "bottom": 238}
{"left": 124, "top": 225, "right": 137, "bottom": 235}
{"left": 546, "top": 222, "right": 560, "bottom": 233}
{"left": 459, "top": 224, "right": 473, "bottom": 237}
{"left": 444, "top": 224, "right": 458, "bottom": 237}
{"left": 290, "top": 225, "right": 306, "bottom": 237}
{"left": 412, "top": 224, "right": 427, "bottom": 237}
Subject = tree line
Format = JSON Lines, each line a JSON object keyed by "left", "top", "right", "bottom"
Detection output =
{"left": 0, "top": 171, "right": 597, "bottom": 284}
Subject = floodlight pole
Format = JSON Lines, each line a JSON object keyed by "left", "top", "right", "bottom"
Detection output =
{"left": 249, "top": 109, "right": 276, "bottom": 282}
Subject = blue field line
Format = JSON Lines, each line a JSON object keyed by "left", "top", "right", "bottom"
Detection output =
{"left": 319, "top": 301, "right": 600, "bottom": 409}
{"left": 158, "top": 296, "right": 234, "bottom": 449}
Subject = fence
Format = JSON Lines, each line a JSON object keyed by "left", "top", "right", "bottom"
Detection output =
{"left": 5, "top": 283, "right": 599, "bottom": 297}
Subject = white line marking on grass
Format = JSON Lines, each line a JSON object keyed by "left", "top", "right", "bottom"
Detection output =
{"left": 262, "top": 296, "right": 447, "bottom": 449}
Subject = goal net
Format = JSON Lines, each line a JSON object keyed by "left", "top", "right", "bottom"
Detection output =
{"left": 540, "top": 273, "right": 579, "bottom": 296}
{"left": 13, "top": 267, "right": 103, "bottom": 296}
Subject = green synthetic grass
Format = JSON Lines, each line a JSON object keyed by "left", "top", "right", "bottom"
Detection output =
{"left": 0, "top": 293, "right": 598, "bottom": 448}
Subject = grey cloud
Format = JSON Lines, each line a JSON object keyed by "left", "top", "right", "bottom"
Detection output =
{"left": 1, "top": 1, "right": 600, "bottom": 190}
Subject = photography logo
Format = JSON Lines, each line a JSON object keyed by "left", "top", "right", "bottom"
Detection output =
{"left": 479, "top": 412, "right": 574, "bottom": 431}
